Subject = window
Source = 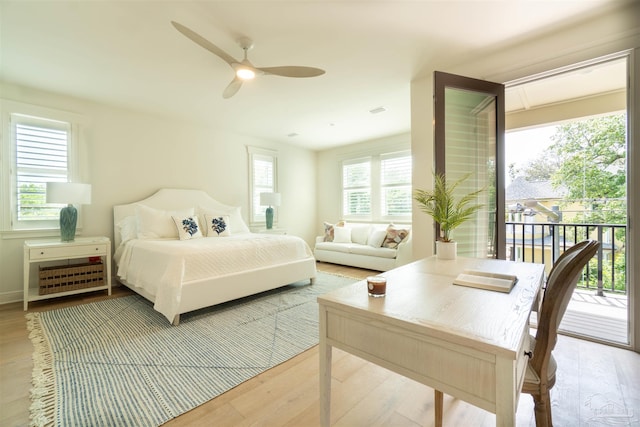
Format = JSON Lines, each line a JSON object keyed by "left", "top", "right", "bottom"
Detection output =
{"left": 342, "top": 158, "right": 372, "bottom": 217}
{"left": 247, "top": 146, "right": 278, "bottom": 225}
{"left": 380, "top": 153, "right": 412, "bottom": 216}
{"left": 342, "top": 151, "right": 411, "bottom": 221}
{"left": 1, "top": 103, "right": 80, "bottom": 232}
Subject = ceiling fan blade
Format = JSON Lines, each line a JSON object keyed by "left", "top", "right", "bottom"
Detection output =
{"left": 223, "top": 77, "right": 243, "bottom": 98}
{"left": 171, "top": 21, "right": 238, "bottom": 66}
{"left": 259, "top": 66, "right": 326, "bottom": 78}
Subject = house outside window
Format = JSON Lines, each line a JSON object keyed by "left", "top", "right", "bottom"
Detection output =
{"left": 342, "top": 150, "right": 411, "bottom": 222}
{"left": 247, "top": 146, "right": 278, "bottom": 225}
{"left": 1, "top": 104, "right": 80, "bottom": 232}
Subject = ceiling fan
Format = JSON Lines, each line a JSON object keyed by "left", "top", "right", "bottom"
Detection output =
{"left": 171, "top": 21, "right": 326, "bottom": 98}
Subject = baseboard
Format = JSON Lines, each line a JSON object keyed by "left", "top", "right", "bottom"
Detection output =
{"left": 0, "top": 290, "right": 23, "bottom": 305}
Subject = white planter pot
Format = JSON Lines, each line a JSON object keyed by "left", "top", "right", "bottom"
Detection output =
{"left": 436, "top": 241, "right": 457, "bottom": 260}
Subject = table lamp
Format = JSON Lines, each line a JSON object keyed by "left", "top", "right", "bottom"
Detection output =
{"left": 260, "top": 192, "right": 281, "bottom": 229}
{"left": 46, "top": 182, "right": 92, "bottom": 241}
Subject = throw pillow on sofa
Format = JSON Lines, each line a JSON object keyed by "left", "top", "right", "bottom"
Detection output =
{"left": 367, "top": 228, "right": 388, "bottom": 248}
{"left": 382, "top": 225, "right": 409, "bottom": 249}
{"left": 323, "top": 220, "right": 345, "bottom": 242}
{"left": 333, "top": 226, "right": 352, "bottom": 243}
{"left": 350, "top": 224, "right": 371, "bottom": 245}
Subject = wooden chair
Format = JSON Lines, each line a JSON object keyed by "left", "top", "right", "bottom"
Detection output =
{"left": 434, "top": 239, "right": 600, "bottom": 427}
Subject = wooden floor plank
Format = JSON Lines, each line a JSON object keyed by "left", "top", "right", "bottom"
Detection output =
{"left": 2, "top": 262, "right": 638, "bottom": 427}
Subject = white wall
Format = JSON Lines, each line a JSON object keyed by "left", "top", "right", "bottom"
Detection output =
{"left": 315, "top": 132, "right": 410, "bottom": 235}
{"left": 0, "top": 83, "right": 317, "bottom": 303}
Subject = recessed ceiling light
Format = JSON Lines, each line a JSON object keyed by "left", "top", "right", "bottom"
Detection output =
{"left": 369, "top": 106, "right": 387, "bottom": 114}
{"left": 287, "top": 132, "right": 299, "bottom": 137}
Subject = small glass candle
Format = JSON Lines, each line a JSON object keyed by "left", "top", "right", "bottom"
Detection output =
{"left": 367, "top": 276, "right": 387, "bottom": 297}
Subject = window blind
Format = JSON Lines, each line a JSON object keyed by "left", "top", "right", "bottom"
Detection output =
{"left": 247, "top": 147, "right": 278, "bottom": 224}
{"left": 14, "top": 116, "right": 70, "bottom": 221}
{"left": 381, "top": 154, "right": 412, "bottom": 216}
{"left": 342, "top": 159, "right": 371, "bottom": 216}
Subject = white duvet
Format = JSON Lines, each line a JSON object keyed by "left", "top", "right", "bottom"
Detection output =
{"left": 115, "top": 233, "right": 314, "bottom": 321}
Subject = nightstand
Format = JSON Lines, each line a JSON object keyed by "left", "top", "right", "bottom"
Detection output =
{"left": 23, "top": 236, "right": 112, "bottom": 310}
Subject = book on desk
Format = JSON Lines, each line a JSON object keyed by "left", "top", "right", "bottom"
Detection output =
{"left": 453, "top": 269, "right": 518, "bottom": 293}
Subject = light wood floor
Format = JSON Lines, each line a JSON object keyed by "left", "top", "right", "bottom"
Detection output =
{"left": 2, "top": 262, "right": 639, "bottom": 426}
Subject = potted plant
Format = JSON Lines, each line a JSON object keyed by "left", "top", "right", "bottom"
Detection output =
{"left": 413, "top": 172, "right": 484, "bottom": 259}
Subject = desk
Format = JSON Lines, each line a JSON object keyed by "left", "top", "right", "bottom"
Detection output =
{"left": 318, "top": 256, "right": 544, "bottom": 426}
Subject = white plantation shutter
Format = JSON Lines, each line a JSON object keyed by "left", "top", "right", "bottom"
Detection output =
{"left": 342, "top": 158, "right": 371, "bottom": 217}
{"left": 381, "top": 153, "right": 412, "bottom": 217}
{"left": 248, "top": 147, "right": 277, "bottom": 224}
{"left": 252, "top": 155, "right": 274, "bottom": 220}
{"left": 341, "top": 150, "right": 411, "bottom": 221}
{"left": 12, "top": 114, "right": 70, "bottom": 227}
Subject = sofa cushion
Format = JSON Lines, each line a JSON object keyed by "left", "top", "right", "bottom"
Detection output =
{"left": 349, "top": 224, "right": 371, "bottom": 245}
{"left": 314, "top": 242, "right": 397, "bottom": 259}
{"left": 315, "top": 242, "right": 353, "bottom": 253}
{"left": 349, "top": 245, "right": 397, "bottom": 259}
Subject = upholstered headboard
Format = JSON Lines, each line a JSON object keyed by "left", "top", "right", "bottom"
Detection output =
{"left": 113, "top": 188, "right": 238, "bottom": 248}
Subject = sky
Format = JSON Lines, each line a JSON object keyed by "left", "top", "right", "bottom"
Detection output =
{"left": 505, "top": 125, "right": 556, "bottom": 185}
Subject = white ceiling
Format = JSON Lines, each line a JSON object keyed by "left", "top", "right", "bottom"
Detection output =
{"left": 0, "top": 1, "right": 625, "bottom": 150}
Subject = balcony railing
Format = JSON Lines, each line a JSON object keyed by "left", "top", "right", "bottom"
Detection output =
{"left": 505, "top": 221, "right": 627, "bottom": 296}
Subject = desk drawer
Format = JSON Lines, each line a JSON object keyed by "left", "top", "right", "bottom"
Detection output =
{"left": 30, "top": 244, "right": 107, "bottom": 260}
{"left": 516, "top": 332, "right": 532, "bottom": 392}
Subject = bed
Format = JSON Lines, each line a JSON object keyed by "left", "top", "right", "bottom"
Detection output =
{"left": 113, "top": 188, "right": 317, "bottom": 325}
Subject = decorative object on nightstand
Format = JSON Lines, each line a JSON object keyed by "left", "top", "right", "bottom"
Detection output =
{"left": 260, "top": 192, "right": 281, "bottom": 229}
{"left": 46, "top": 182, "right": 92, "bottom": 241}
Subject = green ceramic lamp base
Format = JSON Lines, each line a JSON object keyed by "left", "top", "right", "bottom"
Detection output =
{"left": 60, "top": 204, "right": 78, "bottom": 241}
{"left": 265, "top": 206, "right": 274, "bottom": 229}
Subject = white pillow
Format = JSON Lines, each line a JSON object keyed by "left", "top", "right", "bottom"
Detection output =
{"left": 172, "top": 215, "right": 203, "bottom": 240}
{"left": 350, "top": 225, "right": 371, "bottom": 245}
{"left": 136, "top": 205, "right": 194, "bottom": 239}
{"left": 204, "top": 214, "right": 231, "bottom": 237}
{"left": 367, "top": 228, "right": 387, "bottom": 248}
{"left": 197, "top": 206, "right": 250, "bottom": 235}
{"left": 116, "top": 215, "right": 137, "bottom": 245}
{"left": 333, "top": 226, "right": 352, "bottom": 243}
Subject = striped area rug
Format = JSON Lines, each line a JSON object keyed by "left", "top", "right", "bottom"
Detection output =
{"left": 26, "top": 272, "right": 357, "bottom": 427}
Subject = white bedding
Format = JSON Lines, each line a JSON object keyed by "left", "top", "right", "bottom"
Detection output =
{"left": 116, "top": 233, "right": 314, "bottom": 321}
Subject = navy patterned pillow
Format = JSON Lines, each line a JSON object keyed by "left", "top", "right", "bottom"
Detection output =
{"left": 205, "top": 214, "right": 231, "bottom": 237}
{"left": 172, "top": 215, "right": 203, "bottom": 240}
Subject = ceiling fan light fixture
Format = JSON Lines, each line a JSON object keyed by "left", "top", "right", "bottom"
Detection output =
{"left": 236, "top": 67, "right": 256, "bottom": 80}
{"left": 172, "top": 22, "right": 325, "bottom": 98}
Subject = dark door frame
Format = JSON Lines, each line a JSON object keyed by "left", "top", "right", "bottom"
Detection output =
{"left": 434, "top": 71, "right": 506, "bottom": 259}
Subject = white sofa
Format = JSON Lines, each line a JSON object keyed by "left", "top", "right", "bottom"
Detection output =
{"left": 314, "top": 222, "right": 412, "bottom": 271}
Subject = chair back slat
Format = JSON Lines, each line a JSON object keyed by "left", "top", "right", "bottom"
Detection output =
{"left": 531, "top": 240, "right": 600, "bottom": 380}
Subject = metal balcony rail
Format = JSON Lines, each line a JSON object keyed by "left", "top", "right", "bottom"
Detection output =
{"left": 505, "top": 221, "right": 627, "bottom": 295}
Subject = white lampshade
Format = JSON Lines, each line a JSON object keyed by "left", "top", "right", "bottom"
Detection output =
{"left": 260, "top": 192, "right": 281, "bottom": 207}
{"left": 46, "top": 182, "right": 92, "bottom": 205}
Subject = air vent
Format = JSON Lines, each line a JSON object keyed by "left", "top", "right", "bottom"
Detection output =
{"left": 369, "top": 106, "right": 387, "bottom": 114}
